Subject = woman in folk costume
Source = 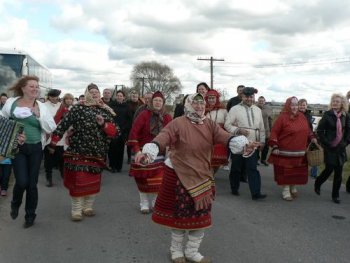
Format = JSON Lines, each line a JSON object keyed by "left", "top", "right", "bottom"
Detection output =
{"left": 315, "top": 93, "right": 350, "bottom": 204}
{"left": 50, "top": 83, "right": 119, "bottom": 221}
{"left": 268, "top": 97, "right": 316, "bottom": 201}
{"left": 205, "top": 89, "right": 228, "bottom": 173}
{"left": 128, "top": 91, "right": 172, "bottom": 214}
{"left": 135, "top": 93, "right": 260, "bottom": 263}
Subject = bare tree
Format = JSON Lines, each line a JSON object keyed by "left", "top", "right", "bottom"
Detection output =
{"left": 130, "top": 61, "right": 182, "bottom": 101}
{"left": 216, "top": 88, "right": 229, "bottom": 103}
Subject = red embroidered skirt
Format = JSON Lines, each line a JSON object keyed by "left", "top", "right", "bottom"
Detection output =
{"left": 152, "top": 166, "right": 212, "bottom": 230}
{"left": 273, "top": 165, "right": 308, "bottom": 185}
{"left": 129, "top": 161, "right": 164, "bottom": 193}
{"left": 63, "top": 154, "right": 104, "bottom": 197}
{"left": 64, "top": 169, "right": 101, "bottom": 197}
{"left": 269, "top": 154, "right": 308, "bottom": 185}
{"left": 211, "top": 143, "right": 228, "bottom": 168}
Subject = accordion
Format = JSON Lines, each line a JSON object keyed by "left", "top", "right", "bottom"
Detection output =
{"left": 0, "top": 116, "right": 25, "bottom": 159}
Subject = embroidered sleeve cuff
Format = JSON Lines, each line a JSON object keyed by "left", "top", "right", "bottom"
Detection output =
{"left": 142, "top": 143, "right": 159, "bottom": 163}
{"left": 229, "top": 135, "right": 249, "bottom": 154}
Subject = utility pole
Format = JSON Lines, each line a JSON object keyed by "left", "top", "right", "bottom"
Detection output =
{"left": 136, "top": 77, "right": 149, "bottom": 96}
{"left": 113, "top": 84, "right": 125, "bottom": 99}
{"left": 197, "top": 56, "right": 224, "bottom": 89}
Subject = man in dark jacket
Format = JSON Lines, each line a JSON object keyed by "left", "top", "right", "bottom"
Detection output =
{"left": 226, "top": 85, "right": 245, "bottom": 112}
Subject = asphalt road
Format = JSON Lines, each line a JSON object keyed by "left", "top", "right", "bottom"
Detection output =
{"left": 0, "top": 161, "right": 349, "bottom": 263}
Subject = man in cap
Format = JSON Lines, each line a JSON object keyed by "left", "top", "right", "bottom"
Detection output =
{"left": 226, "top": 85, "right": 246, "bottom": 177}
{"left": 225, "top": 87, "right": 267, "bottom": 200}
{"left": 44, "top": 89, "right": 61, "bottom": 187}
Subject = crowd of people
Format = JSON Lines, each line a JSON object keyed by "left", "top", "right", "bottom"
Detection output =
{"left": 1, "top": 75, "right": 350, "bottom": 263}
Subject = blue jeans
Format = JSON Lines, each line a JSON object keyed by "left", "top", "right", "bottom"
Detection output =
{"left": 310, "top": 166, "right": 318, "bottom": 178}
{"left": 229, "top": 151, "right": 262, "bottom": 196}
{"left": 12, "top": 142, "right": 43, "bottom": 220}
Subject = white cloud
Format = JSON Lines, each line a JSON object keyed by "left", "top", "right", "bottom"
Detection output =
{"left": 1, "top": 0, "right": 350, "bottom": 103}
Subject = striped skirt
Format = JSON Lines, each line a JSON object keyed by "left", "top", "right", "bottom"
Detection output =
{"left": 64, "top": 168, "right": 102, "bottom": 197}
{"left": 129, "top": 155, "right": 165, "bottom": 193}
{"left": 152, "top": 166, "right": 213, "bottom": 230}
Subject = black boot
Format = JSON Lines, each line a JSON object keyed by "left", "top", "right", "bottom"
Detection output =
{"left": 346, "top": 177, "right": 350, "bottom": 193}
{"left": 10, "top": 205, "right": 19, "bottom": 220}
{"left": 46, "top": 176, "right": 53, "bottom": 187}
{"left": 24, "top": 215, "right": 36, "bottom": 228}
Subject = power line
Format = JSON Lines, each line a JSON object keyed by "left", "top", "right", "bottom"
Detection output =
{"left": 214, "top": 56, "right": 350, "bottom": 69}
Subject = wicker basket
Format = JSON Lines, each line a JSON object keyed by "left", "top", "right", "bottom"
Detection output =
{"left": 306, "top": 143, "right": 324, "bottom": 166}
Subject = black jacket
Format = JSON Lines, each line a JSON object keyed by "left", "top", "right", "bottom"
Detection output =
{"left": 111, "top": 102, "right": 132, "bottom": 140}
{"left": 316, "top": 110, "right": 350, "bottom": 166}
{"left": 226, "top": 96, "right": 241, "bottom": 112}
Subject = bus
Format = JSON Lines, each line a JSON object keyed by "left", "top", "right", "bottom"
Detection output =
{"left": 0, "top": 49, "right": 52, "bottom": 95}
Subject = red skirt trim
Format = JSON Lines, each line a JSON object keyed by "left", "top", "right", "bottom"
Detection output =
{"left": 134, "top": 172, "right": 163, "bottom": 193}
{"left": 129, "top": 161, "right": 165, "bottom": 179}
{"left": 211, "top": 144, "right": 228, "bottom": 168}
{"left": 273, "top": 165, "right": 308, "bottom": 185}
{"left": 64, "top": 168, "right": 101, "bottom": 197}
{"left": 152, "top": 166, "right": 212, "bottom": 230}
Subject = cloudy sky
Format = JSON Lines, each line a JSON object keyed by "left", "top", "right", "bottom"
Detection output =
{"left": 1, "top": 0, "right": 350, "bottom": 103}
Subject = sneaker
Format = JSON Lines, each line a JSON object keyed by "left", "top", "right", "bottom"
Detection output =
{"left": 1, "top": 190, "right": 7, "bottom": 196}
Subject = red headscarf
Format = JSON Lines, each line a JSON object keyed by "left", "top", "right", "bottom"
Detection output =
{"left": 205, "top": 89, "right": 225, "bottom": 113}
{"left": 282, "top": 96, "right": 299, "bottom": 119}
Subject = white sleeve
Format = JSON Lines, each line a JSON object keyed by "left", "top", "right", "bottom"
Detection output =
{"left": 142, "top": 143, "right": 159, "bottom": 163}
{"left": 229, "top": 135, "right": 249, "bottom": 154}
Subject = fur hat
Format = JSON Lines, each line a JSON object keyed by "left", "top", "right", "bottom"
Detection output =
{"left": 242, "top": 87, "right": 258, "bottom": 96}
{"left": 47, "top": 89, "right": 61, "bottom": 97}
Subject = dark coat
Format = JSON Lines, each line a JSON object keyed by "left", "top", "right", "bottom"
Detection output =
{"left": 226, "top": 96, "right": 241, "bottom": 112}
{"left": 173, "top": 103, "right": 184, "bottom": 119}
{"left": 316, "top": 110, "right": 350, "bottom": 166}
{"left": 111, "top": 102, "right": 132, "bottom": 141}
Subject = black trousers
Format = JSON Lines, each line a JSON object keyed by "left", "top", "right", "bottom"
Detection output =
{"left": 44, "top": 145, "right": 64, "bottom": 180}
{"left": 315, "top": 163, "right": 343, "bottom": 198}
{"left": 260, "top": 139, "right": 269, "bottom": 162}
{"left": 229, "top": 152, "right": 261, "bottom": 196}
{"left": 108, "top": 137, "right": 126, "bottom": 171}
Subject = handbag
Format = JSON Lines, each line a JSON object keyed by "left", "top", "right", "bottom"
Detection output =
{"left": 306, "top": 142, "right": 324, "bottom": 166}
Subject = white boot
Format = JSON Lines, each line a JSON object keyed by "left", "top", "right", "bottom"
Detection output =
{"left": 282, "top": 185, "right": 293, "bottom": 201}
{"left": 185, "top": 230, "right": 211, "bottom": 263}
{"left": 139, "top": 192, "right": 150, "bottom": 214}
{"left": 150, "top": 194, "right": 157, "bottom": 210}
{"left": 170, "top": 230, "right": 186, "bottom": 263}
{"left": 290, "top": 185, "right": 298, "bottom": 198}
{"left": 71, "top": 197, "right": 84, "bottom": 221}
{"left": 83, "top": 195, "right": 96, "bottom": 216}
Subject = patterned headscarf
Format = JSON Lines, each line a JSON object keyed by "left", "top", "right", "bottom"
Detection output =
{"left": 184, "top": 93, "right": 206, "bottom": 124}
{"left": 281, "top": 96, "right": 299, "bottom": 119}
{"left": 83, "top": 85, "right": 116, "bottom": 116}
{"left": 148, "top": 91, "right": 165, "bottom": 136}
